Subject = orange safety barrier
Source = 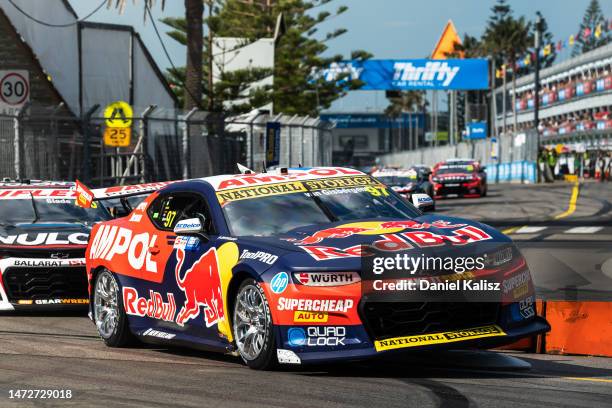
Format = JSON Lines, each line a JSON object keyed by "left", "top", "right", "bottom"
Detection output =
{"left": 545, "top": 301, "right": 612, "bottom": 357}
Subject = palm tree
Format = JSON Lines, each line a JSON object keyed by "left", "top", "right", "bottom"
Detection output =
{"left": 505, "top": 16, "right": 531, "bottom": 135}
{"left": 109, "top": 0, "right": 202, "bottom": 110}
{"left": 482, "top": 1, "right": 531, "bottom": 136}
{"left": 445, "top": 35, "right": 485, "bottom": 140}
{"left": 385, "top": 90, "right": 427, "bottom": 150}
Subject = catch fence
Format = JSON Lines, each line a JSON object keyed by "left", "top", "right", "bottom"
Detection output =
{"left": 0, "top": 105, "right": 333, "bottom": 186}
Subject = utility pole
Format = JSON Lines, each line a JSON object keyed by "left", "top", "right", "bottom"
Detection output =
{"left": 207, "top": 0, "right": 214, "bottom": 111}
{"left": 534, "top": 12, "right": 543, "bottom": 182}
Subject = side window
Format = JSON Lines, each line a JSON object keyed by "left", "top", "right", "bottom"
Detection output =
{"left": 147, "top": 193, "right": 214, "bottom": 233}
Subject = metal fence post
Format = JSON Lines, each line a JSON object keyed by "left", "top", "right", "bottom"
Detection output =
{"left": 300, "top": 117, "right": 308, "bottom": 165}
{"left": 82, "top": 104, "right": 99, "bottom": 185}
{"left": 12, "top": 102, "right": 32, "bottom": 179}
{"left": 286, "top": 115, "right": 298, "bottom": 166}
{"left": 13, "top": 113, "right": 21, "bottom": 179}
{"left": 50, "top": 103, "right": 65, "bottom": 180}
{"left": 312, "top": 119, "right": 320, "bottom": 166}
{"left": 120, "top": 105, "right": 156, "bottom": 184}
{"left": 249, "top": 119, "right": 254, "bottom": 170}
{"left": 182, "top": 108, "right": 197, "bottom": 180}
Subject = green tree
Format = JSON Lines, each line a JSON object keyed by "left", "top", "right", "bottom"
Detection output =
{"left": 162, "top": 0, "right": 369, "bottom": 115}
{"left": 535, "top": 12, "right": 557, "bottom": 69}
{"left": 482, "top": 0, "right": 512, "bottom": 71}
{"left": 573, "top": 0, "right": 610, "bottom": 56}
{"left": 483, "top": 0, "right": 531, "bottom": 133}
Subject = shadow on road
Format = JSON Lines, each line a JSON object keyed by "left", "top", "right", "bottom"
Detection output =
{"left": 293, "top": 352, "right": 612, "bottom": 380}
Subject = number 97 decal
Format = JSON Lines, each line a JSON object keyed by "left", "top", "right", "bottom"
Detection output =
{"left": 365, "top": 185, "right": 389, "bottom": 197}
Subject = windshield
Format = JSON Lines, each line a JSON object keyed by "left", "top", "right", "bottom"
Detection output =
{"left": 435, "top": 165, "right": 475, "bottom": 175}
{"left": 0, "top": 198, "right": 110, "bottom": 225}
{"left": 219, "top": 176, "right": 421, "bottom": 236}
{"left": 375, "top": 176, "right": 415, "bottom": 186}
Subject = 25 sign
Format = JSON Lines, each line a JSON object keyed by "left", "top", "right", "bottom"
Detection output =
{"left": 103, "top": 127, "right": 131, "bottom": 147}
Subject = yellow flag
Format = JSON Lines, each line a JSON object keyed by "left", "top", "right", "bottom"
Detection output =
{"left": 595, "top": 24, "right": 602, "bottom": 39}
{"left": 569, "top": 34, "right": 575, "bottom": 45}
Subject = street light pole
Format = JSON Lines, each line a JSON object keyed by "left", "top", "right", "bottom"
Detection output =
{"left": 534, "top": 12, "right": 542, "bottom": 182}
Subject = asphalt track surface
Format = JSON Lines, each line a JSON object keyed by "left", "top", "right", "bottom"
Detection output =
{"left": 437, "top": 180, "right": 612, "bottom": 302}
{"left": 1, "top": 181, "right": 611, "bottom": 407}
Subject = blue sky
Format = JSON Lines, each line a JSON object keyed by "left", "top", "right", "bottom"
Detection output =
{"left": 71, "top": 0, "right": 612, "bottom": 112}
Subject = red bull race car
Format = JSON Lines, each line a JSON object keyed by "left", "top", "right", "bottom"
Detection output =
{"left": 84, "top": 167, "right": 548, "bottom": 369}
{"left": 432, "top": 159, "right": 488, "bottom": 198}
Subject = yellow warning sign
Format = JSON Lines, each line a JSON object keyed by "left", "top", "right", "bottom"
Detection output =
{"left": 103, "top": 127, "right": 131, "bottom": 147}
{"left": 104, "top": 101, "right": 133, "bottom": 128}
{"left": 431, "top": 20, "right": 463, "bottom": 59}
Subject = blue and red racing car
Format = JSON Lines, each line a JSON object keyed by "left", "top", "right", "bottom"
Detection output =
{"left": 83, "top": 167, "right": 549, "bottom": 369}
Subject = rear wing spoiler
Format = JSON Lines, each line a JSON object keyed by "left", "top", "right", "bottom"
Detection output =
{"left": 74, "top": 180, "right": 178, "bottom": 208}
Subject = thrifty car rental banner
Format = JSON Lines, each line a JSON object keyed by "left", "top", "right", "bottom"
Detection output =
{"left": 317, "top": 59, "right": 489, "bottom": 90}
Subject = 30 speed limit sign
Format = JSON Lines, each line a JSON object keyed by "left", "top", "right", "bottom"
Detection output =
{"left": 0, "top": 70, "right": 29, "bottom": 108}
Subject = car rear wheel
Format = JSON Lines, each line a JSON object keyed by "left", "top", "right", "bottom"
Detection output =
{"left": 93, "top": 269, "right": 133, "bottom": 347}
{"left": 232, "top": 279, "right": 276, "bottom": 370}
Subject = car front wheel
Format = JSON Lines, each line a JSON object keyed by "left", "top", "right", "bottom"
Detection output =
{"left": 93, "top": 269, "right": 133, "bottom": 347}
{"left": 232, "top": 279, "right": 276, "bottom": 370}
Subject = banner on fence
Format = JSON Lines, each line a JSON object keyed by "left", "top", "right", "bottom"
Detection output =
{"left": 266, "top": 122, "right": 281, "bottom": 167}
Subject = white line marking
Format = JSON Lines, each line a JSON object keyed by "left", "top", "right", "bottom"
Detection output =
{"left": 515, "top": 226, "right": 547, "bottom": 234}
{"left": 564, "top": 226, "right": 603, "bottom": 234}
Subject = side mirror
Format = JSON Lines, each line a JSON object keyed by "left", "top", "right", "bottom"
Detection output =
{"left": 174, "top": 217, "right": 204, "bottom": 235}
{"left": 412, "top": 193, "right": 435, "bottom": 212}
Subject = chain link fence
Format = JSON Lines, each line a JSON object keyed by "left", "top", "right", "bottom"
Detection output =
{"left": 0, "top": 105, "right": 333, "bottom": 186}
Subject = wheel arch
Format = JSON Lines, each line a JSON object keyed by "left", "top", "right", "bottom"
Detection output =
{"left": 88, "top": 266, "right": 108, "bottom": 308}
{"left": 226, "top": 268, "right": 261, "bottom": 327}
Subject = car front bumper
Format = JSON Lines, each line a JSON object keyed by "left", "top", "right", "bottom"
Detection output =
{"left": 276, "top": 316, "right": 550, "bottom": 365}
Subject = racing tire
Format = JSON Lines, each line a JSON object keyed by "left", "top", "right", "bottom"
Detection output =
{"left": 92, "top": 269, "right": 134, "bottom": 347}
{"left": 232, "top": 279, "right": 277, "bottom": 370}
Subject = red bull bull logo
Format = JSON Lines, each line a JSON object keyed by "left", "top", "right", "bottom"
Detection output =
{"left": 174, "top": 247, "right": 225, "bottom": 327}
{"left": 293, "top": 227, "right": 369, "bottom": 245}
{"left": 290, "top": 220, "right": 468, "bottom": 247}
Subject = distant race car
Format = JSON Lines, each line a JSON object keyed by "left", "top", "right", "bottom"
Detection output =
{"left": 0, "top": 180, "right": 110, "bottom": 309}
{"left": 84, "top": 167, "right": 548, "bottom": 369}
{"left": 432, "top": 159, "right": 488, "bottom": 198}
{"left": 372, "top": 167, "right": 435, "bottom": 202}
